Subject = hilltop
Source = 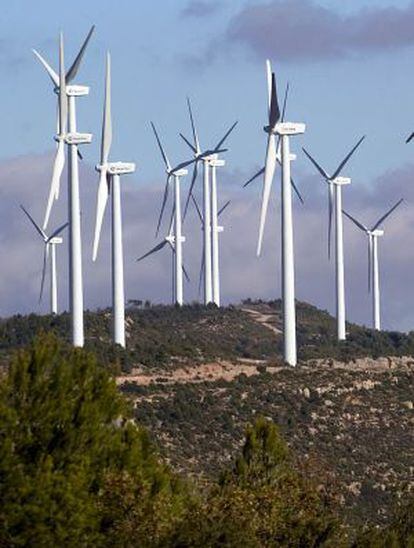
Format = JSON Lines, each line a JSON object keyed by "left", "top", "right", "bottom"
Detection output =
{"left": 0, "top": 300, "right": 413, "bottom": 527}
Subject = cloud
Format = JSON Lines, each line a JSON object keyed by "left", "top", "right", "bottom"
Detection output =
{"left": 0, "top": 150, "right": 412, "bottom": 332}
{"left": 224, "top": 0, "right": 414, "bottom": 62}
{"left": 181, "top": 1, "right": 222, "bottom": 18}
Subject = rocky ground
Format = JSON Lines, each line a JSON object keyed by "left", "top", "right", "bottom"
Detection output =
{"left": 119, "top": 305, "right": 414, "bottom": 528}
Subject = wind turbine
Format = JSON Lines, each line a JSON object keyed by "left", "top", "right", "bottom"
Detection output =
{"left": 242, "top": 83, "right": 304, "bottom": 208}
{"left": 150, "top": 122, "right": 195, "bottom": 306}
{"left": 137, "top": 212, "right": 190, "bottom": 304}
{"left": 93, "top": 53, "right": 136, "bottom": 348}
{"left": 191, "top": 194, "right": 230, "bottom": 304}
{"left": 33, "top": 31, "right": 93, "bottom": 347}
{"left": 302, "top": 136, "right": 365, "bottom": 340}
{"left": 343, "top": 199, "right": 403, "bottom": 331}
{"left": 32, "top": 26, "right": 94, "bottom": 229}
{"left": 20, "top": 205, "right": 68, "bottom": 315}
{"left": 257, "top": 60, "right": 305, "bottom": 367}
{"left": 180, "top": 98, "right": 237, "bottom": 305}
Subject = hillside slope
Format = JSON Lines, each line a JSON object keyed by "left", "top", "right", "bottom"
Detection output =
{"left": 1, "top": 300, "right": 413, "bottom": 527}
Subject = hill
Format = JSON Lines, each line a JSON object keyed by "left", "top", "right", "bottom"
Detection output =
{"left": 1, "top": 299, "right": 413, "bottom": 527}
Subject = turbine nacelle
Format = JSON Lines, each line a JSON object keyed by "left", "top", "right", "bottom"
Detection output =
{"left": 54, "top": 84, "right": 90, "bottom": 97}
{"left": 276, "top": 122, "right": 306, "bottom": 136}
{"left": 276, "top": 151, "right": 297, "bottom": 162}
{"left": 65, "top": 132, "right": 92, "bottom": 145}
{"left": 209, "top": 158, "right": 225, "bottom": 167}
{"left": 108, "top": 162, "right": 136, "bottom": 175}
{"left": 369, "top": 229, "right": 384, "bottom": 237}
{"left": 49, "top": 236, "right": 63, "bottom": 245}
{"left": 172, "top": 168, "right": 188, "bottom": 177}
{"left": 165, "top": 235, "right": 186, "bottom": 244}
{"left": 332, "top": 176, "right": 351, "bottom": 186}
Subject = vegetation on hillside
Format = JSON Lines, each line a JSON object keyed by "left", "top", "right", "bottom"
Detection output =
{"left": 0, "top": 335, "right": 413, "bottom": 546}
{"left": 1, "top": 301, "right": 414, "bottom": 374}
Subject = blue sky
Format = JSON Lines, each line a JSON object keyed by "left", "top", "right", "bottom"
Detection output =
{"left": 2, "top": 0, "right": 414, "bottom": 331}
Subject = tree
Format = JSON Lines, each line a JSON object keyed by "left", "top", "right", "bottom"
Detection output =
{"left": 173, "top": 417, "right": 341, "bottom": 547}
{"left": 0, "top": 334, "right": 184, "bottom": 546}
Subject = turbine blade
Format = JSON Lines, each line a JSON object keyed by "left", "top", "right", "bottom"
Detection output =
{"left": 39, "top": 245, "right": 48, "bottom": 304}
{"left": 243, "top": 167, "right": 265, "bottom": 188}
{"left": 406, "top": 132, "right": 414, "bottom": 144}
{"left": 342, "top": 210, "right": 368, "bottom": 233}
{"left": 328, "top": 183, "right": 334, "bottom": 260}
{"left": 281, "top": 82, "right": 290, "bottom": 123}
{"left": 58, "top": 33, "right": 67, "bottom": 136}
{"left": 198, "top": 247, "right": 205, "bottom": 299}
{"left": 266, "top": 59, "right": 272, "bottom": 114}
{"left": 92, "top": 169, "right": 110, "bottom": 261}
{"left": 218, "top": 200, "right": 231, "bottom": 217}
{"left": 172, "top": 157, "right": 197, "bottom": 173}
{"left": 187, "top": 97, "right": 200, "bottom": 153}
{"left": 32, "top": 49, "right": 59, "bottom": 87}
{"left": 214, "top": 121, "right": 238, "bottom": 151}
{"left": 151, "top": 122, "right": 170, "bottom": 171}
{"left": 183, "top": 162, "right": 198, "bottom": 220}
{"left": 136, "top": 240, "right": 168, "bottom": 262}
{"left": 332, "top": 135, "right": 365, "bottom": 179}
{"left": 182, "top": 263, "right": 191, "bottom": 283}
{"left": 371, "top": 198, "right": 403, "bottom": 231}
{"left": 257, "top": 133, "right": 277, "bottom": 256}
{"left": 48, "top": 221, "right": 69, "bottom": 241}
{"left": 291, "top": 177, "right": 304, "bottom": 204}
{"left": 191, "top": 193, "right": 203, "bottom": 224}
{"left": 20, "top": 205, "right": 47, "bottom": 241}
{"left": 302, "top": 148, "right": 329, "bottom": 179}
{"left": 101, "top": 52, "right": 112, "bottom": 164}
{"left": 179, "top": 132, "right": 197, "bottom": 153}
{"left": 43, "top": 140, "right": 66, "bottom": 229}
{"left": 65, "top": 25, "right": 95, "bottom": 83}
{"left": 155, "top": 174, "right": 171, "bottom": 237}
{"left": 268, "top": 72, "right": 280, "bottom": 128}
{"left": 168, "top": 205, "right": 175, "bottom": 236}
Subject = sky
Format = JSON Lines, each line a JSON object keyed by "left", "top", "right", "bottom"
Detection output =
{"left": 1, "top": 0, "right": 414, "bottom": 332}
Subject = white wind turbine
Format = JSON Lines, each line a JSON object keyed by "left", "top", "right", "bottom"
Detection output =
{"left": 242, "top": 82, "right": 304, "bottom": 207}
{"left": 302, "top": 136, "right": 365, "bottom": 340}
{"left": 191, "top": 194, "right": 230, "bottom": 303}
{"left": 32, "top": 26, "right": 94, "bottom": 229}
{"left": 137, "top": 211, "right": 191, "bottom": 304}
{"left": 343, "top": 199, "right": 403, "bottom": 331}
{"left": 257, "top": 60, "right": 305, "bottom": 367}
{"left": 33, "top": 31, "right": 93, "bottom": 347}
{"left": 93, "top": 53, "right": 136, "bottom": 348}
{"left": 180, "top": 98, "right": 237, "bottom": 305}
{"left": 150, "top": 122, "right": 198, "bottom": 305}
{"left": 20, "top": 205, "right": 68, "bottom": 315}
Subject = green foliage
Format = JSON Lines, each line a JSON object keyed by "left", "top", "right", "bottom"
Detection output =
{"left": 173, "top": 418, "right": 341, "bottom": 547}
{"left": 0, "top": 334, "right": 185, "bottom": 546}
{"left": 354, "top": 496, "right": 414, "bottom": 547}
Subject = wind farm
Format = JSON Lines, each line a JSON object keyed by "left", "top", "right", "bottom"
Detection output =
{"left": 1, "top": 2, "right": 414, "bottom": 544}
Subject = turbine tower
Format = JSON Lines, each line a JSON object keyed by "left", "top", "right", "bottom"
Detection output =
{"left": 302, "top": 136, "right": 365, "bottom": 340}
{"left": 137, "top": 214, "right": 190, "bottom": 304}
{"left": 210, "top": 155, "right": 225, "bottom": 306}
{"left": 180, "top": 98, "right": 237, "bottom": 305}
{"left": 33, "top": 29, "right": 94, "bottom": 347}
{"left": 150, "top": 122, "right": 197, "bottom": 305}
{"left": 343, "top": 199, "right": 403, "bottom": 331}
{"left": 93, "top": 53, "right": 136, "bottom": 348}
{"left": 257, "top": 60, "right": 305, "bottom": 367}
{"left": 20, "top": 205, "right": 68, "bottom": 315}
